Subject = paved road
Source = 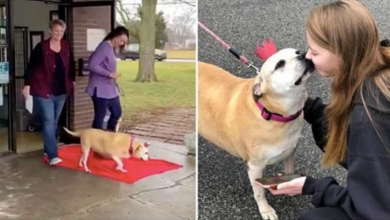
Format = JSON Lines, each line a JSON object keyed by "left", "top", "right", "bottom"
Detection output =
{"left": 197, "top": 1, "right": 390, "bottom": 220}
{"left": 164, "top": 59, "right": 195, "bottom": 62}
{"left": 119, "top": 59, "right": 195, "bottom": 62}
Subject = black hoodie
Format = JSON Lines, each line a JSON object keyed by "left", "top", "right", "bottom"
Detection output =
{"left": 302, "top": 79, "right": 390, "bottom": 220}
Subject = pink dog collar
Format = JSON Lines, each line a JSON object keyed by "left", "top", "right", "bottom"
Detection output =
{"left": 256, "top": 102, "right": 303, "bottom": 122}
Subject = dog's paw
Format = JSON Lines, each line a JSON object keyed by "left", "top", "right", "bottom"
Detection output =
{"left": 259, "top": 205, "right": 278, "bottom": 220}
{"left": 116, "top": 167, "right": 128, "bottom": 173}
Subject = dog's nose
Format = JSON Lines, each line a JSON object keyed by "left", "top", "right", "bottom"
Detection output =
{"left": 297, "top": 51, "right": 307, "bottom": 60}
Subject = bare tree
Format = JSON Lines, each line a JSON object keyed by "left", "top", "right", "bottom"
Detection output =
{"left": 116, "top": 0, "right": 158, "bottom": 82}
{"left": 116, "top": 0, "right": 140, "bottom": 41}
{"left": 174, "top": 0, "right": 196, "bottom": 7}
{"left": 136, "top": 0, "right": 158, "bottom": 82}
{"left": 116, "top": 0, "right": 195, "bottom": 83}
{"left": 170, "top": 7, "right": 196, "bottom": 44}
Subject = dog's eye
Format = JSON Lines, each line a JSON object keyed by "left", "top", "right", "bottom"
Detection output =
{"left": 275, "top": 60, "right": 285, "bottom": 70}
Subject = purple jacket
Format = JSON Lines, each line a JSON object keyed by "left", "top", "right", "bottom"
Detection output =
{"left": 85, "top": 41, "right": 119, "bottom": 99}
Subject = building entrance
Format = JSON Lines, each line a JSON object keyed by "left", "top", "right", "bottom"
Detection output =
{"left": 0, "top": 0, "right": 115, "bottom": 155}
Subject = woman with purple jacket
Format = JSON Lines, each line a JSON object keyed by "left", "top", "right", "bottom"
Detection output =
{"left": 86, "top": 26, "right": 129, "bottom": 131}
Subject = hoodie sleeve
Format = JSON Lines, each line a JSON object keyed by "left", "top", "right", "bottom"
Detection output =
{"left": 87, "top": 42, "right": 111, "bottom": 77}
{"left": 303, "top": 97, "right": 328, "bottom": 151}
{"left": 304, "top": 97, "right": 349, "bottom": 168}
{"left": 302, "top": 102, "right": 390, "bottom": 220}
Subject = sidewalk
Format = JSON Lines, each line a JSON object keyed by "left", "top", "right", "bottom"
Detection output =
{"left": 0, "top": 138, "right": 195, "bottom": 220}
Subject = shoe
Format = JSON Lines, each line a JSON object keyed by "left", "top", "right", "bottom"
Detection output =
{"left": 49, "top": 157, "right": 62, "bottom": 166}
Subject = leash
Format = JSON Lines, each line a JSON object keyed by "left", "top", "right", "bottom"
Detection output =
{"left": 115, "top": 81, "right": 125, "bottom": 96}
{"left": 198, "top": 21, "right": 260, "bottom": 73}
{"left": 129, "top": 135, "right": 135, "bottom": 155}
{"left": 113, "top": 71, "right": 124, "bottom": 96}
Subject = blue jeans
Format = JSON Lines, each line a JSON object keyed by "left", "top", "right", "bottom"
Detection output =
{"left": 91, "top": 88, "right": 122, "bottom": 131}
{"left": 34, "top": 94, "right": 67, "bottom": 160}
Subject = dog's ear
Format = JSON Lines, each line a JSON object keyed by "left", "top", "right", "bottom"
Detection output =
{"left": 253, "top": 75, "right": 263, "bottom": 96}
{"left": 134, "top": 144, "right": 142, "bottom": 152}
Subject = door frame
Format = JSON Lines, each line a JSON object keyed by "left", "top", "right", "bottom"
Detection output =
{"left": 6, "top": 0, "right": 116, "bottom": 153}
{"left": 6, "top": 0, "right": 15, "bottom": 152}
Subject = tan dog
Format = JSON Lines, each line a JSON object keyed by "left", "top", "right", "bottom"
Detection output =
{"left": 63, "top": 127, "right": 150, "bottom": 173}
{"left": 198, "top": 48, "right": 314, "bottom": 220}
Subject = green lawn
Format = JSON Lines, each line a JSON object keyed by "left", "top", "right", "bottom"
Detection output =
{"left": 166, "top": 50, "right": 196, "bottom": 59}
{"left": 116, "top": 61, "right": 196, "bottom": 124}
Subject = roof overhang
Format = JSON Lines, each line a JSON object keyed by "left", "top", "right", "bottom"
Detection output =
{"left": 28, "top": 0, "right": 71, "bottom": 4}
{"left": 27, "top": 0, "right": 115, "bottom": 6}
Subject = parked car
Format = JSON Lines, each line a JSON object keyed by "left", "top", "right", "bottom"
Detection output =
{"left": 119, "top": 44, "right": 167, "bottom": 61}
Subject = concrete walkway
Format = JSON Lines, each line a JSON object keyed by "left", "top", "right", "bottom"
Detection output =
{"left": 0, "top": 138, "right": 195, "bottom": 220}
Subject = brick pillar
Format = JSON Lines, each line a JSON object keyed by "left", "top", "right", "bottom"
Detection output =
{"left": 69, "top": 4, "right": 112, "bottom": 130}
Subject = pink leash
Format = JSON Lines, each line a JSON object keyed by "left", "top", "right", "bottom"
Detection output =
{"left": 198, "top": 21, "right": 259, "bottom": 72}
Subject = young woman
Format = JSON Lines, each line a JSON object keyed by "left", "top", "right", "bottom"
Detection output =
{"left": 86, "top": 26, "right": 129, "bottom": 131}
{"left": 269, "top": 1, "right": 390, "bottom": 219}
{"left": 22, "top": 19, "right": 75, "bottom": 165}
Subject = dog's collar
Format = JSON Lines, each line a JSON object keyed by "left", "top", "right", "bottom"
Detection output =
{"left": 256, "top": 101, "right": 303, "bottom": 122}
{"left": 129, "top": 136, "right": 135, "bottom": 155}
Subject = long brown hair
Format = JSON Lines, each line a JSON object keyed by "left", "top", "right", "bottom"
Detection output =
{"left": 306, "top": 0, "right": 390, "bottom": 166}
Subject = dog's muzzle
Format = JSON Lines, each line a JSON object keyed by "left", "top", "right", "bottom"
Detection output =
{"left": 297, "top": 52, "right": 315, "bottom": 73}
{"left": 294, "top": 52, "right": 315, "bottom": 85}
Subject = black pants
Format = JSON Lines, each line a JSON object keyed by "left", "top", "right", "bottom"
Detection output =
{"left": 91, "top": 88, "right": 122, "bottom": 131}
{"left": 298, "top": 207, "right": 351, "bottom": 220}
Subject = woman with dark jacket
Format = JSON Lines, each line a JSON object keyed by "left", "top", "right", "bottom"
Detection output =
{"left": 85, "top": 26, "right": 129, "bottom": 131}
{"left": 269, "top": 1, "right": 390, "bottom": 219}
{"left": 22, "top": 19, "right": 75, "bottom": 166}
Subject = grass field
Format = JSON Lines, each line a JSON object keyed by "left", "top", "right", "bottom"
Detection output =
{"left": 166, "top": 50, "right": 196, "bottom": 59}
{"left": 116, "top": 61, "right": 196, "bottom": 124}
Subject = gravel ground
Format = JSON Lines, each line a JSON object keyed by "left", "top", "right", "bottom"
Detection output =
{"left": 197, "top": 1, "right": 390, "bottom": 219}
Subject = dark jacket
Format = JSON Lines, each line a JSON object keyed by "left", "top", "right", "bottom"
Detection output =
{"left": 24, "top": 38, "right": 75, "bottom": 98}
{"left": 302, "top": 78, "right": 390, "bottom": 220}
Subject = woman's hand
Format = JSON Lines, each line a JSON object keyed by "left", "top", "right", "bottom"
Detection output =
{"left": 109, "top": 72, "right": 120, "bottom": 79}
{"left": 268, "top": 176, "right": 307, "bottom": 196}
{"left": 22, "top": 86, "right": 30, "bottom": 99}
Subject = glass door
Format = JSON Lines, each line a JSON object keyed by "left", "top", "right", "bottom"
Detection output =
{"left": 0, "top": 3, "right": 10, "bottom": 153}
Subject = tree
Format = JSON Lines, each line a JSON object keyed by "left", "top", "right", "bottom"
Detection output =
{"left": 136, "top": 0, "right": 158, "bottom": 82}
{"left": 155, "top": 11, "right": 169, "bottom": 49}
{"left": 116, "top": 0, "right": 170, "bottom": 82}
{"left": 135, "top": 7, "right": 168, "bottom": 48}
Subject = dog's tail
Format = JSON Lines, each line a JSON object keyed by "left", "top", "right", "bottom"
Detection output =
{"left": 63, "top": 127, "right": 81, "bottom": 137}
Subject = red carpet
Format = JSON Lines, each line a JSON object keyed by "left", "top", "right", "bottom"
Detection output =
{"left": 43, "top": 144, "right": 183, "bottom": 183}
